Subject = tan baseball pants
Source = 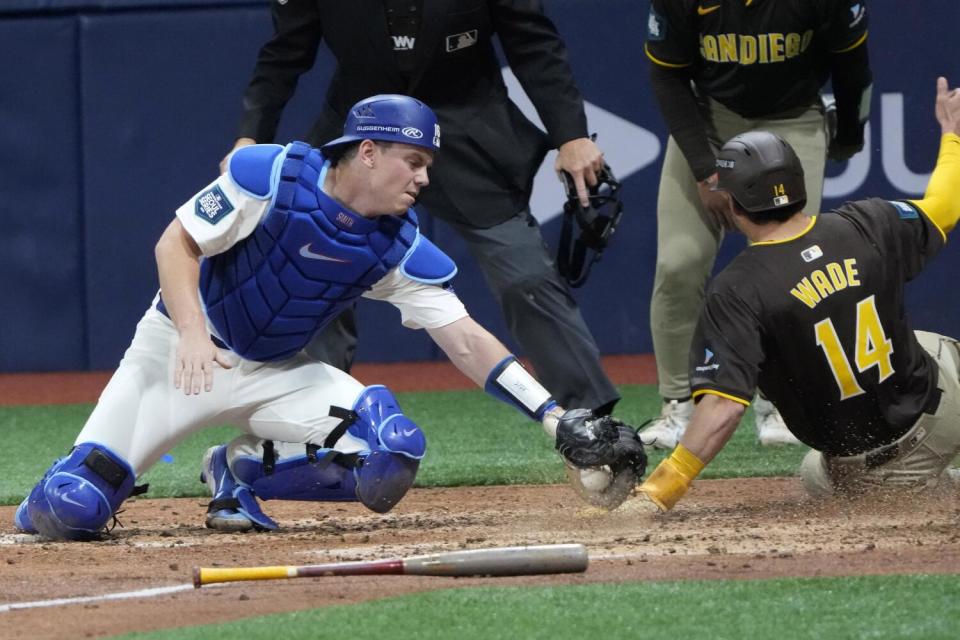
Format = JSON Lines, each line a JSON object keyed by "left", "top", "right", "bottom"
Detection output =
{"left": 801, "top": 331, "right": 960, "bottom": 496}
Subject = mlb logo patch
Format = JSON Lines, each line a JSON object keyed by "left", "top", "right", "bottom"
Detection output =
{"left": 446, "top": 30, "right": 478, "bottom": 52}
{"left": 195, "top": 185, "right": 234, "bottom": 225}
{"left": 801, "top": 245, "right": 823, "bottom": 262}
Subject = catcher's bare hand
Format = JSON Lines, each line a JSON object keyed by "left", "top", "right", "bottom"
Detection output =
{"left": 174, "top": 328, "right": 233, "bottom": 395}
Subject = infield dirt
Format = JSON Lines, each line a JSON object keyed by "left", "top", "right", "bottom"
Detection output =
{"left": 1, "top": 359, "right": 959, "bottom": 638}
{"left": 2, "top": 479, "right": 960, "bottom": 639}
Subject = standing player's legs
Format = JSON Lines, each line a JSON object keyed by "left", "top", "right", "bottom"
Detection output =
{"left": 443, "top": 211, "right": 619, "bottom": 414}
{"left": 16, "top": 307, "right": 239, "bottom": 540}
{"left": 801, "top": 331, "right": 960, "bottom": 497}
{"left": 201, "top": 357, "right": 426, "bottom": 531}
{"left": 645, "top": 134, "right": 725, "bottom": 448}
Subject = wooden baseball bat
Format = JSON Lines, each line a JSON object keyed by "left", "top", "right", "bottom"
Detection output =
{"left": 193, "top": 544, "right": 588, "bottom": 588}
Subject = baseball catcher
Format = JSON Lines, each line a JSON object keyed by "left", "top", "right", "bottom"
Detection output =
{"left": 13, "top": 95, "right": 637, "bottom": 540}
{"left": 550, "top": 408, "right": 647, "bottom": 509}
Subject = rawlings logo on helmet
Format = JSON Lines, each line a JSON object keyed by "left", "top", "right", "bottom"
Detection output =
{"left": 402, "top": 126, "right": 424, "bottom": 139}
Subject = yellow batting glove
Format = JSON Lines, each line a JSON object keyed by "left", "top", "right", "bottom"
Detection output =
{"left": 639, "top": 444, "right": 705, "bottom": 511}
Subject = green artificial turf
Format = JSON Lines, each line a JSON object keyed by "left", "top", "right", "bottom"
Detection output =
{"left": 115, "top": 574, "right": 960, "bottom": 640}
{"left": 0, "top": 385, "right": 808, "bottom": 505}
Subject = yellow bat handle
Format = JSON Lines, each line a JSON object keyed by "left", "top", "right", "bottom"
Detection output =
{"left": 194, "top": 565, "right": 296, "bottom": 587}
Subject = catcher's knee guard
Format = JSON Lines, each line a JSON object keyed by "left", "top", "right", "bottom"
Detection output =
{"left": 232, "top": 385, "right": 426, "bottom": 515}
{"left": 24, "top": 442, "right": 136, "bottom": 540}
{"left": 351, "top": 385, "right": 426, "bottom": 512}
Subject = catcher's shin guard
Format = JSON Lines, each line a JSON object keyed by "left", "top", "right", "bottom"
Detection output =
{"left": 351, "top": 386, "right": 425, "bottom": 512}
{"left": 24, "top": 442, "right": 136, "bottom": 540}
{"left": 228, "top": 385, "right": 426, "bottom": 516}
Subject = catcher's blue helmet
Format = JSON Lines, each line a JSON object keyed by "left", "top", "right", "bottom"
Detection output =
{"left": 321, "top": 94, "right": 440, "bottom": 155}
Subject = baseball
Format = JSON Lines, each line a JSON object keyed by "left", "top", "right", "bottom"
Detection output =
{"left": 578, "top": 467, "right": 612, "bottom": 492}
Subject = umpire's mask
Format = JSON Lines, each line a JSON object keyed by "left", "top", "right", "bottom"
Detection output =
{"left": 557, "top": 163, "right": 624, "bottom": 288}
{"left": 713, "top": 131, "right": 806, "bottom": 214}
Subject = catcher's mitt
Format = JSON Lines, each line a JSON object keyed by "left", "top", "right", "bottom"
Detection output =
{"left": 555, "top": 409, "right": 647, "bottom": 509}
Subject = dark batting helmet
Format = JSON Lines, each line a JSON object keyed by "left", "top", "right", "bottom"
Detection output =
{"left": 713, "top": 131, "right": 806, "bottom": 214}
{"left": 321, "top": 94, "right": 440, "bottom": 155}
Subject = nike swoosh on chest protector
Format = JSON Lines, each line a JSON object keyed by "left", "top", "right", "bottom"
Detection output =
{"left": 299, "top": 243, "right": 350, "bottom": 263}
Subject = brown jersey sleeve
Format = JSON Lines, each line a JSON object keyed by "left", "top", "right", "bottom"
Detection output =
{"left": 689, "top": 285, "right": 760, "bottom": 405}
{"left": 837, "top": 198, "right": 945, "bottom": 282}
{"left": 821, "top": 0, "right": 869, "bottom": 53}
{"left": 644, "top": 0, "right": 696, "bottom": 68}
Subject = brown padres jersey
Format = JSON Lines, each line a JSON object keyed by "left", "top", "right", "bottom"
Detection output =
{"left": 689, "top": 199, "right": 945, "bottom": 456}
{"left": 645, "top": 0, "right": 868, "bottom": 117}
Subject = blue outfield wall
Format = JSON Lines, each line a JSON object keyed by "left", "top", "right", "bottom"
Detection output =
{"left": 0, "top": 0, "right": 957, "bottom": 372}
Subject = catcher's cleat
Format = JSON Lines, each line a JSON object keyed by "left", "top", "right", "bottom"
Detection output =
{"left": 754, "top": 396, "right": 802, "bottom": 446}
{"left": 639, "top": 398, "right": 693, "bottom": 450}
{"left": 200, "top": 445, "right": 254, "bottom": 533}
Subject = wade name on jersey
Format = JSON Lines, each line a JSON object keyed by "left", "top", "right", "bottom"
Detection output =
{"left": 790, "top": 258, "right": 862, "bottom": 309}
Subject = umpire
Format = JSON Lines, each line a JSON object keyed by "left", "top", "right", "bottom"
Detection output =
{"left": 641, "top": 0, "right": 873, "bottom": 448}
{"left": 220, "top": 1, "right": 619, "bottom": 414}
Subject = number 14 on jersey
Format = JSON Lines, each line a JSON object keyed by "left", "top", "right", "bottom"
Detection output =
{"left": 814, "top": 294, "right": 895, "bottom": 400}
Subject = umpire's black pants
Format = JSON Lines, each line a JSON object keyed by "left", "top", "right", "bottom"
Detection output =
{"left": 304, "top": 209, "right": 619, "bottom": 414}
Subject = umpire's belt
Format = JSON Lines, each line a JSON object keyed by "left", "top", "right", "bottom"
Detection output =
{"left": 155, "top": 297, "right": 229, "bottom": 350}
{"left": 837, "top": 386, "right": 942, "bottom": 469}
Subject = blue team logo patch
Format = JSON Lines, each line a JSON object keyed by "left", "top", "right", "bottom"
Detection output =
{"left": 647, "top": 7, "right": 666, "bottom": 41}
{"left": 890, "top": 200, "right": 919, "bottom": 220}
{"left": 195, "top": 185, "right": 234, "bottom": 225}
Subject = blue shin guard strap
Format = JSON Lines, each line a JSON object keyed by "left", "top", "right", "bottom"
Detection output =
{"left": 324, "top": 406, "right": 359, "bottom": 448}
{"left": 233, "top": 453, "right": 362, "bottom": 504}
{"left": 232, "top": 487, "right": 278, "bottom": 531}
{"left": 206, "top": 488, "right": 278, "bottom": 531}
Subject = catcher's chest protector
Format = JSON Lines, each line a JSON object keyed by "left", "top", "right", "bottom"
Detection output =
{"left": 200, "top": 142, "right": 417, "bottom": 361}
